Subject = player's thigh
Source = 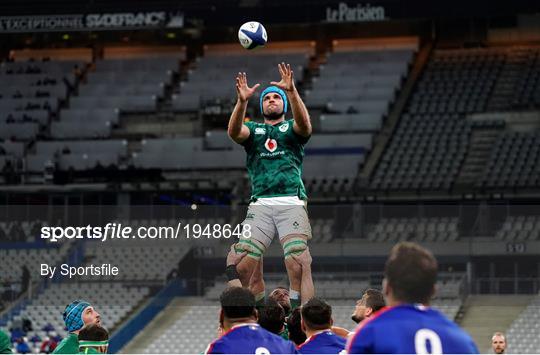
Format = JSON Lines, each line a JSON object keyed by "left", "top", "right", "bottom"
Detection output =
{"left": 238, "top": 204, "right": 277, "bottom": 260}
{"left": 275, "top": 205, "right": 312, "bottom": 246}
{"left": 275, "top": 205, "right": 311, "bottom": 259}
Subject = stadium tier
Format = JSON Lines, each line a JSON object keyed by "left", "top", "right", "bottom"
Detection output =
{"left": 506, "top": 295, "right": 540, "bottom": 353}
{"left": 0, "top": 247, "right": 64, "bottom": 282}
{"left": 365, "top": 217, "right": 460, "bottom": 242}
{"left": 371, "top": 46, "right": 540, "bottom": 192}
{"left": 82, "top": 242, "right": 190, "bottom": 281}
{"left": 172, "top": 42, "right": 312, "bottom": 113}
{"left": 1, "top": 283, "right": 149, "bottom": 354}
{"left": 495, "top": 215, "right": 540, "bottom": 241}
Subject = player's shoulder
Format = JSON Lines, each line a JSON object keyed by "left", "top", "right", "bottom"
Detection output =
{"left": 259, "top": 326, "right": 297, "bottom": 351}
{"left": 359, "top": 306, "right": 395, "bottom": 327}
{"left": 244, "top": 119, "right": 260, "bottom": 129}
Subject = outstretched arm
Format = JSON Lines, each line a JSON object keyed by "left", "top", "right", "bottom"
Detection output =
{"left": 226, "top": 244, "right": 247, "bottom": 288}
{"left": 291, "top": 248, "right": 314, "bottom": 304}
{"left": 270, "top": 62, "right": 312, "bottom": 137}
{"left": 228, "top": 72, "right": 259, "bottom": 144}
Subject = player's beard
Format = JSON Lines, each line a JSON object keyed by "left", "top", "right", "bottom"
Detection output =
{"left": 351, "top": 314, "right": 363, "bottom": 324}
{"left": 263, "top": 109, "right": 284, "bottom": 121}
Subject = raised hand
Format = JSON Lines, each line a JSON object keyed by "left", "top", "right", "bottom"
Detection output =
{"left": 291, "top": 247, "right": 312, "bottom": 268}
{"left": 236, "top": 72, "right": 260, "bottom": 102}
{"left": 226, "top": 243, "right": 247, "bottom": 266}
{"left": 270, "top": 62, "right": 295, "bottom": 92}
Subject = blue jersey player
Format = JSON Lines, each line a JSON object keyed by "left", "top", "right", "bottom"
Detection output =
{"left": 205, "top": 287, "right": 298, "bottom": 354}
{"left": 297, "top": 298, "right": 346, "bottom": 354}
{"left": 347, "top": 242, "right": 479, "bottom": 354}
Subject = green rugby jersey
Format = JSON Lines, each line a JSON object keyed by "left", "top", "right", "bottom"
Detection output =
{"left": 242, "top": 119, "right": 310, "bottom": 201}
{"left": 53, "top": 333, "right": 79, "bottom": 354}
{"left": 0, "top": 330, "right": 11, "bottom": 354}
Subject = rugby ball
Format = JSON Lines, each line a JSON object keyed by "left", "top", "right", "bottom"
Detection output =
{"left": 238, "top": 21, "right": 267, "bottom": 50}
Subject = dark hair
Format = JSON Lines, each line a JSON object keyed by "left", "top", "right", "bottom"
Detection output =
{"left": 258, "top": 299, "right": 285, "bottom": 335}
{"left": 385, "top": 242, "right": 438, "bottom": 304}
{"left": 78, "top": 324, "right": 109, "bottom": 342}
{"left": 301, "top": 298, "right": 332, "bottom": 331}
{"left": 287, "top": 307, "right": 306, "bottom": 346}
{"left": 220, "top": 287, "right": 256, "bottom": 319}
{"left": 363, "top": 289, "right": 386, "bottom": 312}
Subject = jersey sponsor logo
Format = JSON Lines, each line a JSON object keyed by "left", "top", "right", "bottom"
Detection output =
{"left": 260, "top": 151, "right": 285, "bottom": 157}
{"left": 264, "top": 138, "right": 278, "bottom": 152}
{"left": 255, "top": 127, "right": 266, "bottom": 134}
{"left": 279, "top": 122, "right": 289, "bottom": 132}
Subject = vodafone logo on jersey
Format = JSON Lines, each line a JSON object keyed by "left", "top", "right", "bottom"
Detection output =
{"left": 264, "top": 138, "right": 277, "bottom": 152}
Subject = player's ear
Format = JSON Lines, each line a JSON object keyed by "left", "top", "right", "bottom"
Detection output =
{"left": 330, "top": 317, "right": 334, "bottom": 327}
{"left": 253, "top": 308, "right": 259, "bottom": 321}
{"left": 382, "top": 278, "right": 389, "bottom": 297}
{"left": 300, "top": 318, "right": 306, "bottom": 333}
{"left": 365, "top": 307, "right": 373, "bottom": 317}
{"left": 219, "top": 309, "right": 224, "bottom": 326}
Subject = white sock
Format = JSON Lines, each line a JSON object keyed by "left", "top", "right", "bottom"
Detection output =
{"left": 289, "top": 289, "right": 300, "bottom": 300}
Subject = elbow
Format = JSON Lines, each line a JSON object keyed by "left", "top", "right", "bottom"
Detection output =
{"left": 306, "top": 123, "right": 313, "bottom": 136}
{"left": 303, "top": 121, "right": 313, "bottom": 137}
{"left": 227, "top": 127, "right": 238, "bottom": 140}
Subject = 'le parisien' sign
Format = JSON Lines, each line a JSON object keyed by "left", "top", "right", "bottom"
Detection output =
{"left": 325, "top": 2, "right": 386, "bottom": 23}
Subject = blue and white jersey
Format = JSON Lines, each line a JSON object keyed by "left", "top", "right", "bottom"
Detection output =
{"left": 346, "top": 304, "right": 479, "bottom": 354}
{"left": 205, "top": 323, "right": 298, "bottom": 354}
{"left": 297, "top": 330, "right": 346, "bottom": 354}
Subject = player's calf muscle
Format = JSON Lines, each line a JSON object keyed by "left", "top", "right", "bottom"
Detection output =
{"left": 236, "top": 257, "right": 258, "bottom": 286}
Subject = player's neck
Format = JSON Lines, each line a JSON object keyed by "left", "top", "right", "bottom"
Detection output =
{"left": 305, "top": 328, "right": 331, "bottom": 339}
{"left": 223, "top": 318, "right": 257, "bottom": 332}
{"left": 264, "top": 117, "right": 285, "bottom": 125}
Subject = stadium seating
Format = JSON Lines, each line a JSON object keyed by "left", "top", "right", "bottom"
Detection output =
{"left": 0, "top": 220, "right": 45, "bottom": 243}
{"left": 0, "top": 141, "right": 24, "bottom": 158}
{"left": 82, "top": 242, "right": 190, "bottom": 281}
{"left": 142, "top": 300, "right": 219, "bottom": 354}
{"left": 26, "top": 140, "right": 128, "bottom": 172}
{"left": 1, "top": 283, "right": 149, "bottom": 354}
{"left": 506, "top": 295, "right": 540, "bottom": 353}
{"left": 172, "top": 42, "right": 313, "bottom": 112}
{"left": 304, "top": 134, "right": 371, "bottom": 179}
{"left": 307, "top": 47, "right": 414, "bottom": 133}
{"left": 495, "top": 215, "right": 540, "bottom": 241}
{"left": 482, "top": 132, "right": 540, "bottom": 189}
{"left": 132, "top": 137, "right": 244, "bottom": 170}
{"left": 73, "top": 57, "right": 179, "bottom": 113}
{"left": 372, "top": 46, "right": 540, "bottom": 191}
{"left": 0, "top": 59, "right": 81, "bottom": 141}
{"left": 0, "top": 246, "right": 63, "bottom": 282}
{"left": 365, "top": 217, "right": 460, "bottom": 242}
{"left": 310, "top": 219, "right": 334, "bottom": 243}
{"left": 371, "top": 112, "right": 471, "bottom": 191}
